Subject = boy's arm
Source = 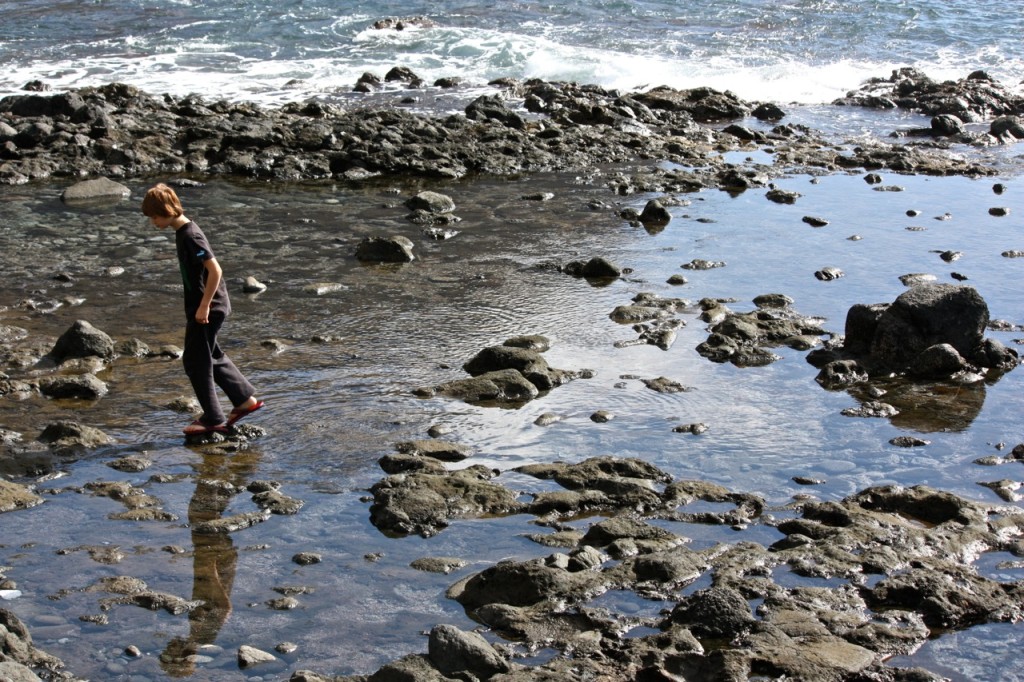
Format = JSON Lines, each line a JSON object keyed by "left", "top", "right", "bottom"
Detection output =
{"left": 196, "top": 257, "right": 223, "bottom": 324}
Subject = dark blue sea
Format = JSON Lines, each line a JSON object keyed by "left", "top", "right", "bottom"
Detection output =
{"left": 2, "top": 0, "right": 1022, "bottom": 108}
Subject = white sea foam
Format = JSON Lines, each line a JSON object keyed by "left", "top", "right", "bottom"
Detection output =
{"left": 1, "top": 8, "right": 1021, "bottom": 109}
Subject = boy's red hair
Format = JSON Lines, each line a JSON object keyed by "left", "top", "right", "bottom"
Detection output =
{"left": 141, "top": 183, "right": 184, "bottom": 218}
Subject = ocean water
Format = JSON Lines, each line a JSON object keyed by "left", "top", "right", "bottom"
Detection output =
{"left": 1, "top": 0, "right": 1022, "bottom": 109}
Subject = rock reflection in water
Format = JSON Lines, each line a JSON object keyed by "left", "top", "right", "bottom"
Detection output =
{"left": 848, "top": 379, "right": 986, "bottom": 433}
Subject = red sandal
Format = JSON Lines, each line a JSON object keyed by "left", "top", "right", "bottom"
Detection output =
{"left": 226, "top": 399, "right": 264, "bottom": 426}
{"left": 183, "top": 419, "right": 228, "bottom": 436}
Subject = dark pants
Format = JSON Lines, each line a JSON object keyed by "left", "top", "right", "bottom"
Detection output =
{"left": 182, "top": 314, "right": 255, "bottom": 426}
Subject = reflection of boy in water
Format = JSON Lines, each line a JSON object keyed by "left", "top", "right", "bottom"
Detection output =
{"left": 160, "top": 452, "right": 257, "bottom": 677}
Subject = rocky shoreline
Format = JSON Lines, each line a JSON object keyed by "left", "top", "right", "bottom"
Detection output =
{"left": 2, "top": 68, "right": 1023, "bottom": 192}
{"left": 2, "top": 69, "right": 1024, "bottom": 681}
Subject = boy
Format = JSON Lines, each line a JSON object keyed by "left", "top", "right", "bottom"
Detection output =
{"left": 142, "top": 183, "right": 263, "bottom": 435}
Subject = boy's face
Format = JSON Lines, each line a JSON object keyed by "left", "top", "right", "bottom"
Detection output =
{"left": 149, "top": 214, "right": 173, "bottom": 229}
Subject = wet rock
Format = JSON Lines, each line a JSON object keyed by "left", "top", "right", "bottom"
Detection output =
{"left": 991, "top": 116, "right": 1024, "bottom": 141}
{"left": 102, "top": 590, "right": 201, "bottom": 616}
{"left": 865, "top": 561, "right": 1024, "bottom": 629}
{"left": 815, "top": 266, "right": 844, "bottom": 281}
{"left": 0, "top": 661, "right": 43, "bottom": 681}
{"left": 0, "top": 480, "right": 44, "bottom": 514}
{"left": 427, "top": 624, "right": 511, "bottom": 678}
{"left": 841, "top": 401, "right": 898, "bottom": 418}
{"left": 302, "top": 282, "right": 346, "bottom": 296}
{"left": 889, "top": 436, "right": 930, "bottom": 448}
{"left": 266, "top": 596, "right": 300, "bottom": 610}
{"left": 462, "top": 344, "right": 572, "bottom": 392}
{"left": 638, "top": 199, "right": 671, "bottom": 226}
{"left": 802, "top": 215, "right": 829, "bottom": 227}
{"left": 590, "top": 410, "right": 613, "bottom": 423}
{"left": 292, "top": 552, "right": 322, "bottom": 566}
{"left": 38, "top": 373, "right": 108, "bottom": 400}
{"left": 682, "top": 258, "right": 725, "bottom": 270}
{"left": 670, "top": 586, "right": 756, "bottom": 638}
{"left": 988, "top": 206, "right": 1010, "bottom": 217}
{"left": 48, "top": 319, "right": 115, "bottom": 362}
{"left": 452, "top": 556, "right": 606, "bottom": 612}
{"left": 581, "top": 516, "right": 684, "bottom": 556}
{"left": 753, "top": 102, "right": 786, "bottom": 121}
{"left": 766, "top": 188, "right": 800, "bottom": 204}
{"left": 609, "top": 304, "right": 667, "bottom": 324}
{"left": 60, "top": 177, "right": 130, "bottom": 205}
{"left": 517, "top": 456, "right": 671, "bottom": 515}
{"left": 421, "top": 369, "right": 541, "bottom": 404}
{"left": 238, "top": 644, "right": 277, "bottom": 669}
{"left": 405, "top": 191, "right": 455, "bottom": 214}
{"left": 37, "top": 420, "right": 113, "bottom": 449}
{"left": 465, "top": 94, "right": 525, "bottom": 129}
{"left": 533, "top": 413, "right": 562, "bottom": 427}
{"left": 355, "top": 235, "right": 415, "bottom": 263}
{"left": 106, "top": 456, "right": 152, "bottom": 472}
{"left": 251, "top": 488, "right": 304, "bottom": 515}
{"left": 697, "top": 303, "right": 826, "bottom": 367}
{"left": 812, "top": 284, "right": 1018, "bottom": 378}
{"left": 369, "top": 465, "right": 524, "bottom": 537}
{"left": 503, "top": 334, "right": 550, "bottom": 352}
{"left": 0, "top": 608, "right": 68, "bottom": 677}
{"left": 633, "top": 85, "right": 751, "bottom": 122}
{"left": 242, "top": 275, "right": 267, "bottom": 293}
{"left": 835, "top": 68, "right": 1024, "bottom": 123}
{"left": 907, "top": 342, "right": 967, "bottom": 378}
{"left": 641, "top": 376, "right": 689, "bottom": 393}
{"left": 378, "top": 453, "right": 447, "bottom": 475}
{"left": 117, "top": 338, "right": 150, "bottom": 357}
{"left": 396, "top": 439, "right": 472, "bottom": 462}
{"left": 899, "top": 273, "right": 937, "bottom": 286}
{"left": 563, "top": 256, "right": 622, "bottom": 279}
{"left": 410, "top": 557, "right": 467, "bottom": 574}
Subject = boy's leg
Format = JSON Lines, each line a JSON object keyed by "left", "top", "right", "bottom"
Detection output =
{"left": 182, "top": 318, "right": 227, "bottom": 425}
{"left": 208, "top": 317, "right": 256, "bottom": 408}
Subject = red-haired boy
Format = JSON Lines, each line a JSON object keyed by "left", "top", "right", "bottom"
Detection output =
{"left": 142, "top": 183, "right": 263, "bottom": 435}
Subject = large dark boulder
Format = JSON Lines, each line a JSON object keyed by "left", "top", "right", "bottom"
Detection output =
{"left": 820, "top": 284, "right": 1020, "bottom": 379}
{"left": 867, "top": 285, "right": 986, "bottom": 373}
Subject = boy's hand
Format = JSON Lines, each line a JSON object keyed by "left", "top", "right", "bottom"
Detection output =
{"left": 195, "top": 305, "right": 211, "bottom": 324}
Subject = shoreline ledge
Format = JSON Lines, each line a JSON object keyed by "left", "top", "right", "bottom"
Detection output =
{"left": 2, "top": 68, "right": 1023, "bottom": 188}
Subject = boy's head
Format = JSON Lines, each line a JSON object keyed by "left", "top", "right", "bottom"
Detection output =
{"left": 141, "top": 183, "right": 184, "bottom": 219}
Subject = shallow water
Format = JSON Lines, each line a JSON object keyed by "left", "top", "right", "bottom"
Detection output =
{"left": 1, "top": 166, "right": 1023, "bottom": 680}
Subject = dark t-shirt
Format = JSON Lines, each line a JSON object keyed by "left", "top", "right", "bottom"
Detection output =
{"left": 175, "top": 221, "right": 231, "bottom": 318}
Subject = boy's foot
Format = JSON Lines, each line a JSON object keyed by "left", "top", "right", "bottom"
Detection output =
{"left": 227, "top": 398, "right": 264, "bottom": 426}
{"left": 183, "top": 419, "right": 228, "bottom": 436}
